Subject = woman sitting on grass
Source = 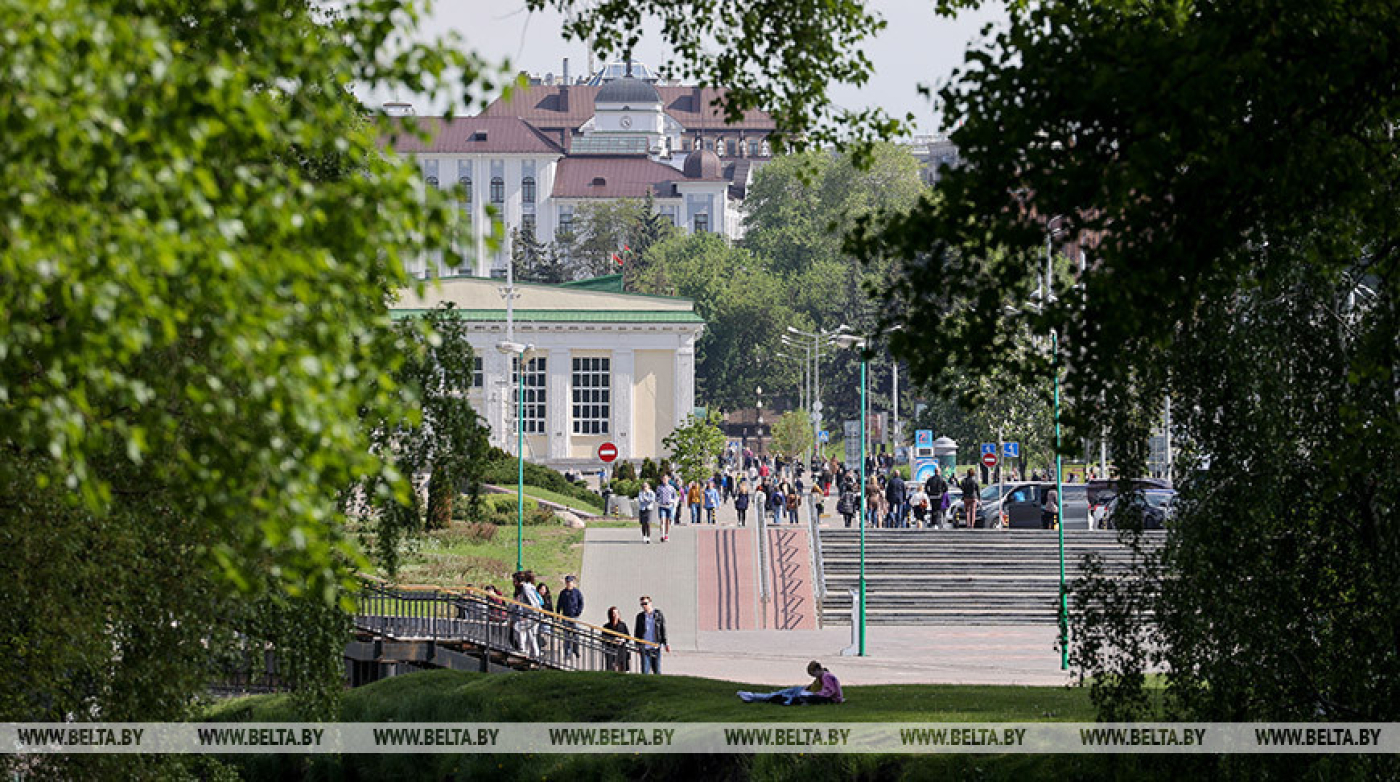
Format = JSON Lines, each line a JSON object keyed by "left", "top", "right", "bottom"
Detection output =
{"left": 737, "top": 661, "right": 845, "bottom": 705}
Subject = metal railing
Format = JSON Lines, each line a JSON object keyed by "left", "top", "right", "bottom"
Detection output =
{"left": 353, "top": 580, "right": 659, "bottom": 673}
{"left": 808, "top": 497, "right": 827, "bottom": 605}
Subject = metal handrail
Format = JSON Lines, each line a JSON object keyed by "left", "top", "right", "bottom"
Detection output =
{"left": 353, "top": 580, "right": 658, "bottom": 673}
{"left": 808, "top": 496, "right": 827, "bottom": 603}
{"left": 756, "top": 494, "right": 771, "bottom": 607}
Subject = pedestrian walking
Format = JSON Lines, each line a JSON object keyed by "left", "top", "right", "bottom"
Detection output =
{"left": 656, "top": 477, "right": 676, "bottom": 542}
{"left": 637, "top": 482, "right": 657, "bottom": 543}
{"left": 769, "top": 481, "right": 785, "bottom": 524}
{"left": 1041, "top": 485, "right": 1059, "bottom": 530}
{"left": 602, "top": 606, "right": 630, "bottom": 672}
{"left": 512, "top": 571, "right": 543, "bottom": 658}
{"left": 704, "top": 480, "right": 720, "bottom": 524}
{"left": 734, "top": 481, "right": 751, "bottom": 526}
{"left": 687, "top": 481, "right": 703, "bottom": 525}
{"left": 885, "top": 470, "right": 907, "bottom": 528}
{"left": 960, "top": 469, "right": 980, "bottom": 529}
{"left": 634, "top": 596, "right": 669, "bottom": 674}
{"left": 558, "top": 575, "right": 584, "bottom": 660}
{"left": 924, "top": 470, "right": 948, "bottom": 529}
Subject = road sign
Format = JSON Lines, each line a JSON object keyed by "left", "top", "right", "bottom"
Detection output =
{"left": 981, "top": 452, "right": 998, "bottom": 469}
{"left": 597, "top": 442, "right": 618, "bottom": 463}
{"left": 843, "top": 420, "right": 862, "bottom": 467}
{"left": 981, "top": 443, "right": 996, "bottom": 455}
{"left": 1003, "top": 441, "right": 1020, "bottom": 458}
{"left": 819, "top": 430, "right": 830, "bottom": 443}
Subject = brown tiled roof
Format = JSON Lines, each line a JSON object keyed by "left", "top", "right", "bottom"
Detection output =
{"left": 552, "top": 157, "right": 685, "bottom": 199}
{"left": 383, "top": 117, "right": 564, "bottom": 155}
{"left": 480, "top": 85, "right": 777, "bottom": 132}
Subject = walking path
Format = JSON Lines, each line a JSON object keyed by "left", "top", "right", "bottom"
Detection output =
{"left": 581, "top": 493, "right": 1074, "bottom": 686}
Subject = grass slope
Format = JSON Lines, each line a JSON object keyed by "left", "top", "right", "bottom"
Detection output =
{"left": 207, "top": 670, "right": 1136, "bottom": 781}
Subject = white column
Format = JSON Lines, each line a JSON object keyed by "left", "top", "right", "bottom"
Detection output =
{"left": 674, "top": 337, "right": 696, "bottom": 428}
{"left": 613, "top": 348, "right": 635, "bottom": 459}
{"left": 484, "top": 341, "right": 513, "bottom": 452}
{"left": 547, "top": 347, "right": 570, "bottom": 461}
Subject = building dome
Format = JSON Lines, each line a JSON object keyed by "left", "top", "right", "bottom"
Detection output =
{"left": 596, "top": 76, "right": 662, "bottom": 105}
{"left": 683, "top": 149, "right": 722, "bottom": 179}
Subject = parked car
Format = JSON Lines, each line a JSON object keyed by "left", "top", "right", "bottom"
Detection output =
{"left": 971, "top": 482, "right": 1090, "bottom": 529}
{"left": 1102, "top": 489, "right": 1176, "bottom": 530}
{"left": 1086, "top": 478, "right": 1173, "bottom": 529}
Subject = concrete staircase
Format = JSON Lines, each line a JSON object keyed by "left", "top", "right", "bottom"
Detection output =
{"left": 818, "top": 529, "right": 1164, "bottom": 625}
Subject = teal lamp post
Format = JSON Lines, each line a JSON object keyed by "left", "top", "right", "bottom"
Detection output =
{"left": 834, "top": 330, "right": 868, "bottom": 656}
{"left": 497, "top": 340, "right": 534, "bottom": 572}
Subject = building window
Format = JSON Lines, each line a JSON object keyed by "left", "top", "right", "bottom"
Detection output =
{"left": 694, "top": 213, "right": 709, "bottom": 234}
{"left": 472, "top": 356, "right": 483, "bottom": 388}
{"left": 571, "top": 357, "right": 611, "bottom": 435}
{"left": 521, "top": 214, "right": 536, "bottom": 234}
{"left": 749, "top": 139, "right": 761, "bottom": 157}
{"left": 426, "top": 176, "right": 439, "bottom": 188}
{"left": 490, "top": 176, "right": 504, "bottom": 203}
{"left": 458, "top": 176, "right": 471, "bottom": 202}
{"left": 682, "top": 137, "right": 692, "bottom": 151}
{"left": 558, "top": 212, "right": 573, "bottom": 235}
{"left": 522, "top": 176, "right": 536, "bottom": 204}
{"left": 704, "top": 138, "right": 715, "bottom": 151}
{"left": 511, "top": 356, "right": 546, "bottom": 435}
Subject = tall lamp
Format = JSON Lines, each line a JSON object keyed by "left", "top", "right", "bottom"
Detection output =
{"left": 496, "top": 340, "right": 534, "bottom": 572}
{"left": 833, "top": 330, "right": 867, "bottom": 656}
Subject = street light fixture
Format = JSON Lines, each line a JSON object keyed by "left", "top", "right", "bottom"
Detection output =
{"left": 496, "top": 340, "right": 534, "bottom": 573}
{"left": 832, "top": 332, "right": 868, "bottom": 657}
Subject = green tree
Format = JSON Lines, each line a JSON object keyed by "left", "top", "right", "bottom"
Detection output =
{"left": 511, "top": 224, "right": 570, "bottom": 283}
{"left": 663, "top": 412, "right": 727, "bottom": 485}
{"left": 364, "top": 305, "right": 492, "bottom": 559}
{"left": 635, "top": 233, "right": 801, "bottom": 409}
{"left": 771, "top": 410, "right": 815, "bottom": 460}
{"left": 854, "top": 0, "right": 1400, "bottom": 753}
{"left": 742, "top": 144, "right": 926, "bottom": 421}
{"left": 0, "top": 0, "right": 491, "bottom": 738}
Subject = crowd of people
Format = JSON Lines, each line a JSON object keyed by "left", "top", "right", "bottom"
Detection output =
{"left": 628, "top": 447, "right": 1013, "bottom": 537}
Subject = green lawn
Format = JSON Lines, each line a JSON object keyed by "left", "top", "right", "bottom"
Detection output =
{"left": 206, "top": 671, "right": 1169, "bottom": 780}
{"left": 390, "top": 521, "right": 585, "bottom": 595}
{"left": 210, "top": 668, "right": 1095, "bottom": 724}
{"left": 518, "top": 484, "right": 604, "bottom": 515}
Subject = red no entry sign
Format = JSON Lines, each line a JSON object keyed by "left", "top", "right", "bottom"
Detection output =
{"left": 598, "top": 442, "right": 619, "bottom": 463}
{"left": 981, "top": 452, "right": 998, "bottom": 469}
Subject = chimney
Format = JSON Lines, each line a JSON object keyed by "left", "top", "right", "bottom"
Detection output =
{"left": 692, "top": 85, "right": 703, "bottom": 113}
{"left": 559, "top": 57, "right": 571, "bottom": 113}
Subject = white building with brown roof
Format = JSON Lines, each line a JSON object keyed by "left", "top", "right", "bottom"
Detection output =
{"left": 384, "top": 64, "right": 777, "bottom": 278}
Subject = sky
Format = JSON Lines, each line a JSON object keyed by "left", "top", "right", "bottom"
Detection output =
{"left": 384, "top": 0, "right": 1006, "bottom": 134}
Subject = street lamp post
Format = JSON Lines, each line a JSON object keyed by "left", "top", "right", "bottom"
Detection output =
{"left": 1046, "top": 218, "right": 1068, "bottom": 672}
{"left": 834, "top": 331, "right": 867, "bottom": 656}
{"left": 496, "top": 340, "right": 534, "bottom": 573}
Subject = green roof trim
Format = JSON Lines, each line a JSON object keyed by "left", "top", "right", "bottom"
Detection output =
{"left": 390, "top": 308, "right": 704, "bottom": 324}
{"left": 558, "top": 274, "right": 625, "bottom": 293}
{"left": 424, "top": 273, "right": 693, "bottom": 302}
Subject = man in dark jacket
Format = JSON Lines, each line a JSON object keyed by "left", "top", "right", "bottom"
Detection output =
{"left": 635, "top": 596, "right": 669, "bottom": 674}
{"left": 885, "top": 471, "right": 907, "bottom": 528}
{"left": 558, "top": 575, "right": 584, "bottom": 659}
{"left": 924, "top": 471, "right": 948, "bottom": 528}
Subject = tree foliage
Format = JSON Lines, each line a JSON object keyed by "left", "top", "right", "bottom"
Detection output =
{"left": 0, "top": 0, "right": 492, "bottom": 736}
{"left": 662, "top": 412, "right": 727, "bottom": 485}
{"left": 851, "top": 0, "right": 1400, "bottom": 748}
{"left": 771, "top": 410, "right": 815, "bottom": 459}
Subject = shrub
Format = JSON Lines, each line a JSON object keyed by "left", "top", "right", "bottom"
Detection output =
{"left": 608, "top": 479, "right": 641, "bottom": 498}
{"left": 479, "top": 458, "right": 602, "bottom": 507}
{"left": 614, "top": 461, "right": 637, "bottom": 481}
{"left": 639, "top": 457, "right": 660, "bottom": 485}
